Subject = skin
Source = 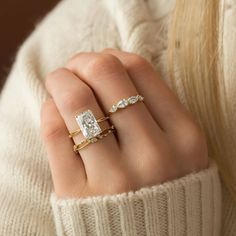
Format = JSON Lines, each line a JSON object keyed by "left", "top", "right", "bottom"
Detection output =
{"left": 40, "top": 48, "right": 209, "bottom": 198}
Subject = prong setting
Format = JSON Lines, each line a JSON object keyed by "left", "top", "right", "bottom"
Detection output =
{"left": 109, "top": 95, "right": 144, "bottom": 114}
{"left": 75, "top": 110, "right": 102, "bottom": 140}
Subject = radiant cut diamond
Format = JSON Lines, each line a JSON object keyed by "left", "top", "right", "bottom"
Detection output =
{"left": 75, "top": 110, "right": 102, "bottom": 139}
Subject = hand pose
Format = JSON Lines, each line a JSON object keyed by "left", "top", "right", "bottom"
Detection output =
{"left": 41, "top": 48, "right": 208, "bottom": 198}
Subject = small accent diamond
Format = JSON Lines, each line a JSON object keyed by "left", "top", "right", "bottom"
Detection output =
{"left": 110, "top": 105, "right": 117, "bottom": 113}
{"left": 137, "top": 95, "right": 144, "bottom": 101}
{"left": 128, "top": 96, "right": 139, "bottom": 104}
{"left": 90, "top": 137, "right": 98, "bottom": 143}
{"left": 117, "top": 99, "right": 129, "bottom": 108}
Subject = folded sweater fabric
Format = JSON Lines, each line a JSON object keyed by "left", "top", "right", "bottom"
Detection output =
{"left": 0, "top": 0, "right": 235, "bottom": 235}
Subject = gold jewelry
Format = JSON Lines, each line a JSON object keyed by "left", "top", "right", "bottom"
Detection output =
{"left": 69, "top": 116, "right": 109, "bottom": 138}
{"left": 73, "top": 125, "right": 115, "bottom": 153}
{"left": 108, "top": 95, "right": 144, "bottom": 115}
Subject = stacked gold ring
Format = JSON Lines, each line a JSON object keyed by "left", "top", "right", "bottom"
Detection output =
{"left": 73, "top": 126, "right": 116, "bottom": 153}
{"left": 69, "top": 94, "right": 144, "bottom": 153}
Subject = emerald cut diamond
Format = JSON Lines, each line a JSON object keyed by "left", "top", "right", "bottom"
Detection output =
{"left": 75, "top": 110, "right": 102, "bottom": 140}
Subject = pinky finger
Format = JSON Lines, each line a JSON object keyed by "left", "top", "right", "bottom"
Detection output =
{"left": 40, "top": 98, "right": 87, "bottom": 197}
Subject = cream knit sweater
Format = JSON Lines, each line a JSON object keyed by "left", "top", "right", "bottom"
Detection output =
{"left": 0, "top": 0, "right": 235, "bottom": 235}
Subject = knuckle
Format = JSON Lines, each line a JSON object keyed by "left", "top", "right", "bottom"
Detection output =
{"left": 127, "top": 54, "right": 151, "bottom": 71}
{"left": 67, "top": 52, "right": 84, "bottom": 67}
{"left": 85, "top": 54, "right": 122, "bottom": 79}
{"left": 61, "top": 86, "right": 93, "bottom": 112}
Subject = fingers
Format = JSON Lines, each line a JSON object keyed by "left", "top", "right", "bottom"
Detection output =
{"left": 45, "top": 68, "right": 121, "bottom": 180}
{"left": 40, "top": 98, "right": 87, "bottom": 196}
{"left": 65, "top": 53, "right": 163, "bottom": 150}
{"left": 101, "top": 48, "right": 194, "bottom": 133}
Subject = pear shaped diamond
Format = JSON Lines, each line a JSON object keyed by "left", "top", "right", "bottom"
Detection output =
{"left": 110, "top": 105, "right": 117, "bottom": 113}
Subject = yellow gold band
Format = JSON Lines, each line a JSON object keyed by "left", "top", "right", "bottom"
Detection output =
{"left": 73, "top": 125, "right": 115, "bottom": 153}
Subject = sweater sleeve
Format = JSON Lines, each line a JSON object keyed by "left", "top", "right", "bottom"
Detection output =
{"left": 50, "top": 160, "right": 221, "bottom": 236}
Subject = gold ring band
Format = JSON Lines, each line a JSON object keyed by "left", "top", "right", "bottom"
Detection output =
{"left": 69, "top": 116, "right": 110, "bottom": 138}
{"left": 73, "top": 125, "right": 115, "bottom": 153}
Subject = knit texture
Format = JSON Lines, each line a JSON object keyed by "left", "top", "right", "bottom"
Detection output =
{"left": 50, "top": 162, "right": 221, "bottom": 236}
{"left": 0, "top": 0, "right": 235, "bottom": 235}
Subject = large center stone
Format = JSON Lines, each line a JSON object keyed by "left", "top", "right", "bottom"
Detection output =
{"left": 75, "top": 110, "right": 102, "bottom": 139}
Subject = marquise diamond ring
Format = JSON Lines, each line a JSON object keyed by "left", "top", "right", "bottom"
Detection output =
{"left": 108, "top": 95, "right": 144, "bottom": 115}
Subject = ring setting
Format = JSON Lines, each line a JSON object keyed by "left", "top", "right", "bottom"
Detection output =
{"left": 70, "top": 109, "right": 115, "bottom": 153}
{"left": 73, "top": 125, "right": 115, "bottom": 153}
{"left": 75, "top": 109, "right": 103, "bottom": 139}
{"left": 69, "top": 111, "right": 109, "bottom": 138}
{"left": 70, "top": 94, "right": 144, "bottom": 153}
{"left": 109, "top": 95, "right": 144, "bottom": 114}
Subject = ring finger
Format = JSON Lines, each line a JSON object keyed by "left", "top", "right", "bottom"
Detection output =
{"left": 45, "top": 68, "right": 120, "bottom": 179}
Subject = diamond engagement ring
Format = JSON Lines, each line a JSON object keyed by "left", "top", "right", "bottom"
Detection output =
{"left": 108, "top": 95, "right": 144, "bottom": 115}
{"left": 69, "top": 110, "right": 110, "bottom": 138}
{"left": 70, "top": 109, "right": 115, "bottom": 152}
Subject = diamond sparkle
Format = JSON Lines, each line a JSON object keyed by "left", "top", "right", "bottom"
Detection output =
{"left": 109, "top": 95, "right": 144, "bottom": 113}
{"left": 75, "top": 110, "right": 102, "bottom": 139}
{"left": 117, "top": 99, "right": 129, "bottom": 108}
{"left": 128, "top": 96, "right": 139, "bottom": 104}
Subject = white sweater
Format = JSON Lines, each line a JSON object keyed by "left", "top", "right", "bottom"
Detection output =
{"left": 0, "top": 0, "right": 235, "bottom": 235}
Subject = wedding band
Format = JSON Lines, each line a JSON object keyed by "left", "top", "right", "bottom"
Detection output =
{"left": 69, "top": 110, "right": 109, "bottom": 138}
{"left": 108, "top": 94, "right": 144, "bottom": 115}
{"left": 73, "top": 125, "right": 116, "bottom": 153}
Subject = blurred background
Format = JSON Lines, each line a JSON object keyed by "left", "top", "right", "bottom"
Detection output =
{"left": 0, "top": 0, "right": 59, "bottom": 90}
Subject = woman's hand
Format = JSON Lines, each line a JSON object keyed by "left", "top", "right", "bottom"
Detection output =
{"left": 40, "top": 48, "right": 209, "bottom": 198}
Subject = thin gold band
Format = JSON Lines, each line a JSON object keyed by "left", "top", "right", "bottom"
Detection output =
{"left": 69, "top": 116, "right": 110, "bottom": 138}
{"left": 73, "top": 125, "right": 115, "bottom": 153}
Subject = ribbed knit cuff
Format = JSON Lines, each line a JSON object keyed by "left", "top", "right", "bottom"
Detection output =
{"left": 50, "top": 161, "right": 221, "bottom": 236}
